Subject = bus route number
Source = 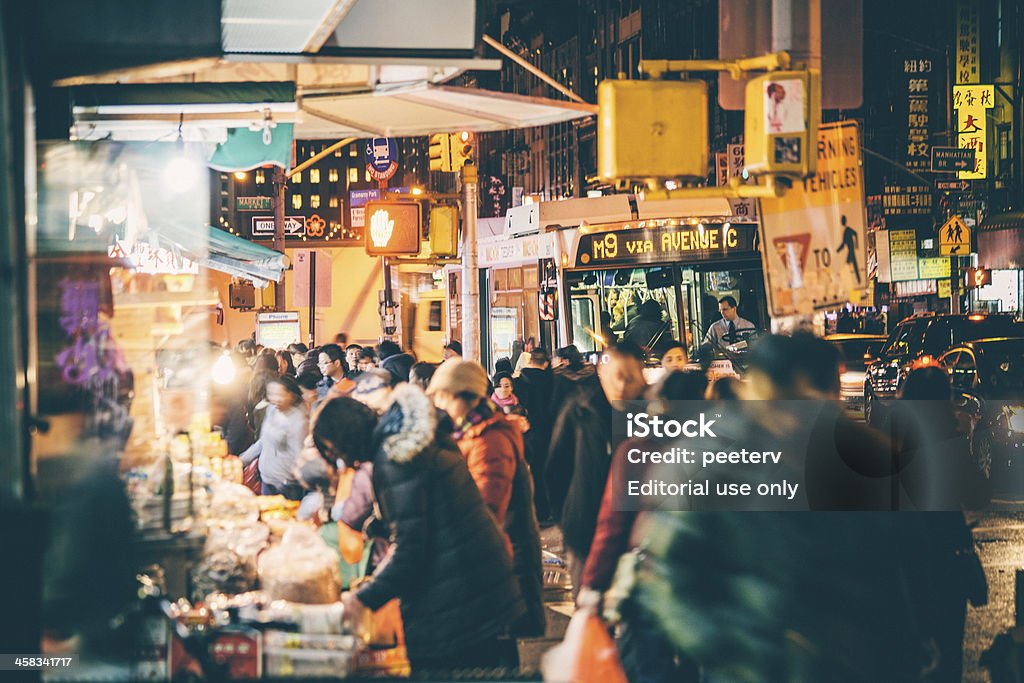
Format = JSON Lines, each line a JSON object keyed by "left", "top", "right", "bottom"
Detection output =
{"left": 592, "top": 233, "right": 618, "bottom": 261}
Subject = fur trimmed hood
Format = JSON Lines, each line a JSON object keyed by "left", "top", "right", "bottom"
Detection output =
{"left": 375, "top": 384, "right": 439, "bottom": 464}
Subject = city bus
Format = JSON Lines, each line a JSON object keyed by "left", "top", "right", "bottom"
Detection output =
{"left": 475, "top": 195, "right": 771, "bottom": 372}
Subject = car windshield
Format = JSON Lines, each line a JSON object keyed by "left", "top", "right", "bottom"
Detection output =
{"left": 977, "top": 341, "right": 1024, "bottom": 391}
{"left": 834, "top": 339, "right": 884, "bottom": 369}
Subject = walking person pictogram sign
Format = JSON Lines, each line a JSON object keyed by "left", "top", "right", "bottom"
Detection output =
{"left": 939, "top": 215, "right": 970, "bottom": 256}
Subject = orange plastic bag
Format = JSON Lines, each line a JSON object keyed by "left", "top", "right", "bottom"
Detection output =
{"left": 369, "top": 599, "right": 405, "bottom": 647}
{"left": 541, "top": 607, "right": 627, "bottom": 683}
{"left": 333, "top": 468, "right": 365, "bottom": 565}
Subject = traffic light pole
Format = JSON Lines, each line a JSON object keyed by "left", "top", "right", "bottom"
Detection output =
{"left": 460, "top": 162, "right": 480, "bottom": 361}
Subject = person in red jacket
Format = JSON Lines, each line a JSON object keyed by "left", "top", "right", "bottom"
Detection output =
{"left": 427, "top": 359, "right": 545, "bottom": 637}
{"left": 580, "top": 369, "right": 708, "bottom": 683}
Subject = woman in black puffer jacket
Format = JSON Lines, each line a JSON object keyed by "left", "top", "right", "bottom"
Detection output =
{"left": 312, "top": 386, "right": 525, "bottom": 674}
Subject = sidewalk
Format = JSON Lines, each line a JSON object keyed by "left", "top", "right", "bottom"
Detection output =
{"left": 517, "top": 525, "right": 573, "bottom": 676}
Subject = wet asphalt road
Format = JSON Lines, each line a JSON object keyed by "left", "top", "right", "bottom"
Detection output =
{"left": 966, "top": 507, "right": 1024, "bottom": 682}
{"left": 534, "top": 513, "right": 1024, "bottom": 682}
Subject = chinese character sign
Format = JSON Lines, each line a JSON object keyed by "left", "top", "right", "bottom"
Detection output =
{"left": 956, "top": 0, "right": 980, "bottom": 85}
{"left": 900, "top": 53, "right": 935, "bottom": 173}
{"left": 954, "top": 84, "right": 994, "bottom": 179}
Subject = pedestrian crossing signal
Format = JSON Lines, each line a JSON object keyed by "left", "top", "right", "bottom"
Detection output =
{"left": 964, "top": 267, "right": 990, "bottom": 289}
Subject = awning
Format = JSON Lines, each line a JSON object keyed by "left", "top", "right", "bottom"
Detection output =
{"left": 298, "top": 83, "right": 596, "bottom": 138}
{"left": 70, "top": 81, "right": 595, "bottom": 142}
{"left": 978, "top": 211, "right": 1024, "bottom": 270}
{"left": 151, "top": 223, "right": 289, "bottom": 287}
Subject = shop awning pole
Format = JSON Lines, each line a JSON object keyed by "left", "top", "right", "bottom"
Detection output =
{"left": 482, "top": 34, "right": 588, "bottom": 105}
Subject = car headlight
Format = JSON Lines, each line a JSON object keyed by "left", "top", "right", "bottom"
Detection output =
{"left": 1005, "top": 405, "right": 1024, "bottom": 434}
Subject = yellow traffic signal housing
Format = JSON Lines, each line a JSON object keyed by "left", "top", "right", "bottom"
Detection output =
{"left": 429, "top": 205, "right": 460, "bottom": 257}
{"left": 744, "top": 69, "right": 821, "bottom": 178}
{"left": 364, "top": 201, "right": 423, "bottom": 255}
{"left": 598, "top": 78, "right": 708, "bottom": 183}
{"left": 429, "top": 133, "right": 453, "bottom": 172}
{"left": 450, "top": 131, "right": 475, "bottom": 171}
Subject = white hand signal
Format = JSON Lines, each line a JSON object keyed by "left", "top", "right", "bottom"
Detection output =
{"left": 370, "top": 209, "right": 395, "bottom": 247}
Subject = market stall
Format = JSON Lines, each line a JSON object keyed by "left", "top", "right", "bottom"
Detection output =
{"left": 33, "top": 139, "right": 407, "bottom": 680}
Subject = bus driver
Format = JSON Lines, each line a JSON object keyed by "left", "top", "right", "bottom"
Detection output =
{"left": 701, "top": 296, "right": 756, "bottom": 357}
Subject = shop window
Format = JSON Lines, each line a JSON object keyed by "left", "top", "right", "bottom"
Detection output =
{"left": 428, "top": 301, "right": 443, "bottom": 331}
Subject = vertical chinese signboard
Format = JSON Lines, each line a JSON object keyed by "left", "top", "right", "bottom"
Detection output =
{"left": 900, "top": 54, "right": 935, "bottom": 173}
{"left": 953, "top": 84, "right": 994, "bottom": 179}
{"left": 955, "top": 0, "right": 980, "bottom": 84}
{"left": 953, "top": 0, "right": 990, "bottom": 180}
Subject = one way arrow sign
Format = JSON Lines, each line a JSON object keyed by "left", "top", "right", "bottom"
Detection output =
{"left": 931, "top": 147, "right": 976, "bottom": 173}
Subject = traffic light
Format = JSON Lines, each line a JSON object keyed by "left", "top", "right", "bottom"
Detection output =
{"left": 429, "top": 205, "right": 460, "bottom": 257}
{"left": 451, "top": 131, "right": 475, "bottom": 171}
{"left": 965, "top": 267, "right": 991, "bottom": 289}
{"left": 597, "top": 78, "right": 709, "bottom": 183}
{"left": 744, "top": 69, "right": 821, "bottom": 178}
{"left": 429, "top": 133, "right": 453, "bottom": 172}
{"left": 364, "top": 201, "right": 423, "bottom": 255}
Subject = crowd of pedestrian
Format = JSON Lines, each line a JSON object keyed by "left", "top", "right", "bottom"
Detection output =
{"left": 208, "top": 328, "right": 990, "bottom": 681}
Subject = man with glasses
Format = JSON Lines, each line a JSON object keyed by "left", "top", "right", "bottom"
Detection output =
{"left": 317, "top": 343, "right": 346, "bottom": 399}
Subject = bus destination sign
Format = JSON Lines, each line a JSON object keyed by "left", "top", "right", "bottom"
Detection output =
{"left": 575, "top": 223, "right": 758, "bottom": 268}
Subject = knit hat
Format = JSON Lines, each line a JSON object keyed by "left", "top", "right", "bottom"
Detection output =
{"left": 426, "top": 359, "right": 488, "bottom": 399}
{"left": 351, "top": 369, "right": 394, "bottom": 414}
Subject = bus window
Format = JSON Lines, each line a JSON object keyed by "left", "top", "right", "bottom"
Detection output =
{"left": 568, "top": 267, "right": 684, "bottom": 359}
{"left": 691, "top": 266, "right": 768, "bottom": 350}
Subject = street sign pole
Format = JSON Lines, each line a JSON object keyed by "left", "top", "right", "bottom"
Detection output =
{"left": 461, "top": 162, "right": 480, "bottom": 362}
{"left": 950, "top": 255, "right": 959, "bottom": 314}
{"left": 308, "top": 251, "right": 316, "bottom": 347}
{"left": 272, "top": 167, "right": 287, "bottom": 311}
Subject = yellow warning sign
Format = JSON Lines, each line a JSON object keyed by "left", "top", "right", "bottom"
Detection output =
{"left": 759, "top": 120, "right": 866, "bottom": 316}
{"left": 939, "top": 215, "right": 970, "bottom": 256}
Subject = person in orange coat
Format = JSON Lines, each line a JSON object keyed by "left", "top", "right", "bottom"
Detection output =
{"left": 427, "top": 359, "right": 545, "bottom": 637}
{"left": 427, "top": 360, "right": 516, "bottom": 525}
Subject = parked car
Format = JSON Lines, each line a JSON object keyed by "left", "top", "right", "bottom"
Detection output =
{"left": 864, "top": 313, "right": 1024, "bottom": 427}
{"left": 938, "top": 338, "right": 1024, "bottom": 482}
{"left": 826, "top": 333, "right": 886, "bottom": 418}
